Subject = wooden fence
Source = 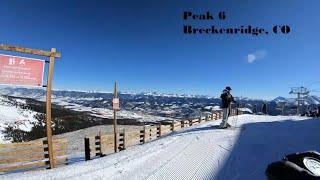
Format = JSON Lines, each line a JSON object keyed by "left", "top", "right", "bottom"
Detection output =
{"left": 85, "top": 109, "right": 240, "bottom": 160}
{"left": 0, "top": 138, "right": 68, "bottom": 173}
{"left": 0, "top": 109, "right": 240, "bottom": 173}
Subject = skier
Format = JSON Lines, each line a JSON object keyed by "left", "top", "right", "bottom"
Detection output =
{"left": 219, "top": 86, "right": 236, "bottom": 128}
{"left": 262, "top": 102, "right": 267, "bottom": 115}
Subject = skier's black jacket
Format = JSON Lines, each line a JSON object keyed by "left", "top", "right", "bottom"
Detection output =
{"left": 220, "top": 91, "right": 235, "bottom": 108}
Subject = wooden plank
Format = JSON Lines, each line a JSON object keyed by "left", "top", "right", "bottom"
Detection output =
{"left": 125, "top": 131, "right": 141, "bottom": 147}
{"left": 191, "top": 119, "right": 198, "bottom": 123}
{"left": 160, "top": 125, "right": 171, "bottom": 136}
{"left": 52, "top": 142, "right": 67, "bottom": 148}
{"left": 0, "top": 140, "right": 43, "bottom": 149}
{"left": 173, "top": 122, "right": 181, "bottom": 130}
{"left": 45, "top": 150, "right": 67, "bottom": 158}
{"left": 88, "top": 137, "right": 98, "bottom": 158}
{"left": 141, "top": 126, "right": 147, "bottom": 143}
{"left": 0, "top": 147, "right": 44, "bottom": 157}
{"left": 52, "top": 138, "right": 67, "bottom": 143}
{"left": 0, "top": 44, "right": 61, "bottom": 58}
{"left": 0, "top": 161, "right": 47, "bottom": 172}
{"left": 144, "top": 126, "right": 157, "bottom": 142}
{"left": 0, "top": 141, "right": 65, "bottom": 151}
{"left": 183, "top": 120, "right": 189, "bottom": 127}
{"left": 100, "top": 134, "right": 115, "bottom": 155}
{"left": 0, "top": 153, "right": 44, "bottom": 164}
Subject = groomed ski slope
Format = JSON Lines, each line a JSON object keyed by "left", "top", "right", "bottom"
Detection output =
{"left": 2, "top": 115, "right": 320, "bottom": 180}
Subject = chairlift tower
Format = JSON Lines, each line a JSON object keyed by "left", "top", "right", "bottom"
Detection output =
{"left": 289, "top": 87, "right": 309, "bottom": 115}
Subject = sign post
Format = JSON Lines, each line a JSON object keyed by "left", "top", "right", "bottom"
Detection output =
{"left": 112, "top": 81, "right": 119, "bottom": 153}
{"left": 45, "top": 48, "right": 56, "bottom": 168}
{"left": 0, "top": 44, "right": 61, "bottom": 169}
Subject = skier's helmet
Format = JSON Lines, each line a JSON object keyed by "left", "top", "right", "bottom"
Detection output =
{"left": 226, "top": 86, "right": 232, "bottom": 91}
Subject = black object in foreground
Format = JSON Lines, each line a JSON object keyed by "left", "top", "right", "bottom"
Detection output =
{"left": 266, "top": 151, "right": 320, "bottom": 180}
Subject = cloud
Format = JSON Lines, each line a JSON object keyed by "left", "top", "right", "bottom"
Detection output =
{"left": 247, "top": 54, "right": 256, "bottom": 63}
{"left": 247, "top": 50, "right": 267, "bottom": 63}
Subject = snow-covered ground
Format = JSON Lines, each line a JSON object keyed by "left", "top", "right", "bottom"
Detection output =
{"left": 53, "top": 98, "right": 176, "bottom": 122}
{"left": 2, "top": 114, "right": 320, "bottom": 180}
{"left": 0, "top": 96, "right": 39, "bottom": 143}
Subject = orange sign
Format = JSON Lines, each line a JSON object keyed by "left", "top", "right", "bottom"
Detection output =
{"left": 112, "top": 98, "right": 120, "bottom": 110}
{"left": 0, "top": 54, "right": 45, "bottom": 87}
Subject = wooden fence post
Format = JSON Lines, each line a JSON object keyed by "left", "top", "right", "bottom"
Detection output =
{"left": 158, "top": 123, "right": 162, "bottom": 137}
{"left": 143, "top": 125, "right": 146, "bottom": 143}
{"left": 98, "top": 131, "right": 104, "bottom": 157}
{"left": 171, "top": 121, "right": 175, "bottom": 131}
{"left": 123, "top": 130, "right": 126, "bottom": 150}
{"left": 113, "top": 82, "right": 118, "bottom": 153}
{"left": 84, "top": 137, "right": 90, "bottom": 161}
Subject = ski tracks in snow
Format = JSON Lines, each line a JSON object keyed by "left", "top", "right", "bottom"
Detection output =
{"left": 146, "top": 125, "right": 240, "bottom": 180}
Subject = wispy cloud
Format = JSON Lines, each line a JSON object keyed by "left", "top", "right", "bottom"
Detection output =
{"left": 247, "top": 50, "right": 267, "bottom": 63}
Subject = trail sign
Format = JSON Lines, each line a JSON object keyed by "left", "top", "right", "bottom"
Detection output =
{"left": 0, "top": 44, "right": 61, "bottom": 170}
{"left": 112, "top": 98, "right": 120, "bottom": 110}
{"left": 0, "top": 54, "right": 44, "bottom": 86}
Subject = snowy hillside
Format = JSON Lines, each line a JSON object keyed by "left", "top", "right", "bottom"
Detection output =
{"left": 2, "top": 115, "right": 319, "bottom": 180}
{"left": 0, "top": 87, "right": 218, "bottom": 120}
{"left": 0, "top": 96, "right": 40, "bottom": 143}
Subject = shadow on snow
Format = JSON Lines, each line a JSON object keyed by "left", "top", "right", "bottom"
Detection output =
{"left": 214, "top": 117, "right": 320, "bottom": 180}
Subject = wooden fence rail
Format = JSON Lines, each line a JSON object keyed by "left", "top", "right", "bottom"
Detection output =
{"left": 0, "top": 138, "right": 68, "bottom": 172}
{"left": 84, "top": 109, "right": 241, "bottom": 160}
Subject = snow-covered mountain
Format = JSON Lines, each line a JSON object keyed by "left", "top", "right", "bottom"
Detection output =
{"left": 272, "top": 95, "right": 320, "bottom": 106}
{"left": 0, "top": 87, "right": 213, "bottom": 100}
{"left": 0, "top": 87, "right": 221, "bottom": 120}
{"left": 1, "top": 87, "right": 319, "bottom": 143}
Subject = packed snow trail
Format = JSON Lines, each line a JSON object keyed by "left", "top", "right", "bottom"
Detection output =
{"left": 2, "top": 115, "right": 320, "bottom": 180}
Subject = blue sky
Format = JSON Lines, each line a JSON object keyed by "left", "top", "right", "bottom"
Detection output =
{"left": 0, "top": 0, "right": 319, "bottom": 99}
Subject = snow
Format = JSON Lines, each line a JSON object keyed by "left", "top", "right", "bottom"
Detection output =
{"left": 0, "top": 96, "right": 39, "bottom": 143}
{"left": 212, "top": 105, "right": 221, "bottom": 111}
{"left": 2, "top": 114, "right": 319, "bottom": 179}
{"left": 238, "top": 107, "right": 253, "bottom": 114}
{"left": 88, "top": 108, "right": 174, "bottom": 122}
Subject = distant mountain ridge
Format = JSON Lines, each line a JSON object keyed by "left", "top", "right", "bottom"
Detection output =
{"left": 0, "top": 87, "right": 214, "bottom": 100}
{"left": 1, "top": 87, "right": 320, "bottom": 106}
{"left": 273, "top": 95, "right": 320, "bottom": 106}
